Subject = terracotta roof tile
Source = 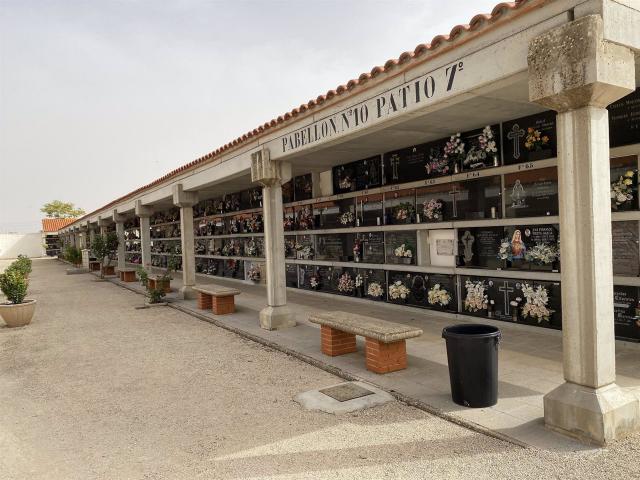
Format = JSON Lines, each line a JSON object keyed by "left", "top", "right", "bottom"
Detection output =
{"left": 65, "top": 0, "right": 538, "bottom": 229}
{"left": 42, "top": 217, "right": 77, "bottom": 233}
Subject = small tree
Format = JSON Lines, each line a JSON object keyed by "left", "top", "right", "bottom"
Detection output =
{"left": 41, "top": 200, "right": 85, "bottom": 218}
{"left": 64, "top": 246, "right": 83, "bottom": 267}
{"left": 91, "top": 232, "right": 119, "bottom": 278}
{"left": 0, "top": 269, "right": 28, "bottom": 304}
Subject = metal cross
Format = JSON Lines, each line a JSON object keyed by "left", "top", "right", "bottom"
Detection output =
{"left": 390, "top": 155, "right": 400, "bottom": 180}
{"left": 499, "top": 281, "right": 515, "bottom": 314}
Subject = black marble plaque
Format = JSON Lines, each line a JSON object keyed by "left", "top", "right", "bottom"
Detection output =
{"left": 384, "top": 145, "right": 427, "bottom": 185}
{"left": 386, "top": 271, "right": 412, "bottom": 305}
{"left": 504, "top": 167, "right": 559, "bottom": 218}
{"left": 298, "top": 264, "right": 318, "bottom": 290}
{"left": 358, "top": 232, "right": 385, "bottom": 264}
{"left": 609, "top": 87, "right": 640, "bottom": 148}
{"left": 457, "top": 227, "right": 502, "bottom": 269}
{"left": 223, "top": 259, "right": 243, "bottom": 278}
{"left": 461, "top": 124, "right": 501, "bottom": 171}
{"left": 282, "top": 180, "right": 294, "bottom": 204}
{"left": 316, "top": 265, "right": 336, "bottom": 293}
{"left": 286, "top": 263, "right": 298, "bottom": 288}
{"left": 461, "top": 277, "right": 495, "bottom": 319}
{"left": 613, "top": 285, "right": 640, "bottom": 342}
{"left": 503, "top": 111, "right": 557, "bottom": 164}
{"left": 294, "top": 174, "right": 313, "bottom": 201}
{"left": 504, "top": 224, "right": 560, "bottom": 271}
{"left": 356, "top": 193, "right": 384, "bottom": 227}
{"left": 426, "top": 274, "right": 457, "bottom": 312}
{"left": 612, "top": 221, "right": 640, "bottom": 277}
{"left": 316, "top": 234, "right": 349, "bottom": 261}
{"left": 359, "top": 268, "right": 386, "bottom": 301}
{"left": 610, "top": 156, "right": 638, "bottom": 212}
{"left": 333, "top": 156, "right": 382, "bottom": 194}
{"left": 385, "top": 231, "right": 417, "bottom": 265}
{"left": 416, "top": 184, "right": 454, "bottom": 223}
{"left": 454, "top": 177, "right": 502, "bottom": 220}
{"left": 384, "top": 189, "right": 416, "bottom": 225}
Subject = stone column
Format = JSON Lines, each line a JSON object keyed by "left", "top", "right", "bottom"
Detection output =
{"left": 89, "top": 226, "right": 96, "bottom": 253}
{"left": 251, "top": 148, "right": 296, "bottom": 330}
{"left": 135, "top": 200, "right": 152, "bottom": 271}
{"left": 172, "top": 184, "right": 198, "bottom": 299}
{"left": 113, "top": 210, "right": 126, "bottom": 271}
{"left": 528, "top": 15, "right": 639, "bottom": 444}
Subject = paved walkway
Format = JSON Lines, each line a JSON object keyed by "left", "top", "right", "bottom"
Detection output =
{"left": 125, "top": 264, "right": 640, "bottom": 451}
{"left": 0, "top": 259, "right": 639, "bottom": 479}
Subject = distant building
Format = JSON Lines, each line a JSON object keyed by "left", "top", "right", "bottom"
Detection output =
{"left": 42, "top": 218, "right": 77, "bottom": 257}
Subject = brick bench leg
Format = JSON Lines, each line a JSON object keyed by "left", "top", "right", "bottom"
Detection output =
{"left": 123, "top": 271, "right": 136, "bottom": 282}
{"left": 197, "top": 292, "right": 213, "bottom": 310}
{"left": 148, "top": 279, "right": 156, "bottom": 290}
{"left": 365, "top": 338, "right": 407, "bottom": 374}
{"left": 321, "top": 325, "right": 357, "bottom": 356}
{"left": 212, "top": 296, "right": 235, "bottom": 315}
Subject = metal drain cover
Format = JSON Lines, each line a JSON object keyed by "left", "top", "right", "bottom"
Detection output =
{"left": 319, "top": 383, "right": 375, "bottom": 402}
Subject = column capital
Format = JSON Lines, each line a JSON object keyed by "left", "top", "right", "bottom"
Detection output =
{"left": 134, "top": 200, "right": 153, "bottom": 218}
{"left": 112, "top": 209, "right": 127, "bottom": 223}
{"left": 251, "top": 148, "right": 292, "bottom": 187}
{"left": 172, "top": 184, "right": 198, "bottom": 208}
{"left": 97, "top": 215, "right": 112, "bottom": 227}
{"left": 528, "top": 14, "right": 635, "bottom": 112}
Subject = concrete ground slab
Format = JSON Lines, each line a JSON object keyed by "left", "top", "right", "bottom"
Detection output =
{"left": 296, "top": 381, "right": 393, "bottom": 414}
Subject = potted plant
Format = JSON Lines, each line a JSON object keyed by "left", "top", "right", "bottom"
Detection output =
{"left": 156, "top": 253, "right": 180, "bottom": 293}
{"left": 13, "top": 255, "right": 32, "bottom": 278}
{"left": 0, "top": 265, "right": 36, "bottom": 327}
{"left": 91, "top": 232, "right": 119, "bottom": 279}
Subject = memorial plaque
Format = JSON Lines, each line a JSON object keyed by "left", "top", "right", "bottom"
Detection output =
{"left": 384, "top": 144, "right": 427, "bottom": 185}
{"left": 612, "top": 221, "right": 640, "bottom": 276}
{"left": 610, "top": 156, "right": 638, "bottom": 212}
{"left": 613, "top": 285, "right": 640, "bottom": 342}
{"left": 515, "top": 280, "right": 562, "bottom": 330}
{"left": 385, "top": 231, "right": 417, "bottom": 265}
{"left": 457, "top": 227, "right": 502, "bottom": 269}
{"left": 503, "top": 111, "right": 557, "bottom": 164}
{"left": 406, "top": 272, "right": 429, "bottom": 308}
{"left": 384, "top": 189, "right": 416, "bottom": 225}
{"left": 294, "top": 174, "right": 313, "bottom": 201}
{"left": 286, "top": 263, "right": 298, "bottom": 288}
{"left": 333, "top": 155, "right": 382, "bottom": 194}
{"left": 223, "top": 259, "right": 243, "bottom": 278}
{"left": 461, "top": 124, "right": 501, "bottom": 171}
{"left": 317, "top": 265, "right": 336, "bottom": 293}
{"left": 460, "top": 276, "right": 496, "bottom": 319}
{"left": 335, "top": 268, "right": 357, "bottom": 296}
{"left": 316, "top": 234, "right": 348, "bottom": 261}
{"left": 294, "top": 204, "right": 314, "bottom": 230}
{"left": 295, "top": 234, "right": 315, "bottom": 261}
{"left": 504, "top": 167, "right": 559, "bottom": 218}
{"left": 426, "top": 274, "right": 457, "bottom": 313}
{"left": 284, "top": 237, "right": 298, "bottom": 259}
{"left": 454, "top": 177, "right": 502, "bottom": 220}
{"left": 313, "top": 201, "right": 338, "bottom": 229}
{"left": 321, "top": 198, "right": 356, "bottom": 229}
{"left": 485, "top": 277, "right": 523, "bottom": 322}
{"left": 298, "top": 264, "right": 317, "bottom": 290}
{"left": 423, "top": 138, "right": 453, "bottom": 179}
{"left": 609, "top": 87, "right": 640, "bottom": 148}
{"left": 283, "top": 206, "right": 295, "bottom": 231}
{"left": 356, "top": 232, "right": 385, "bottom": 264}
{"left": 282, "top": 180, "right": 294, "bottom": 204}
{"left": 248, "top": 187, "right": 263, "bottom": 209}
{"left": 504, "top": 224, "right": 560, "bottom": 271}
{"left": 355, "top": 193, "right": 384, "bottom": 227}
{"left": 416, "top": 184, "right": 454, "bottom": 223}
{"left": 359, "top": 268, "right": 386, "bottom": 301}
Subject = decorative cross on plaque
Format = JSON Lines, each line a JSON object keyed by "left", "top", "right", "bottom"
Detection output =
{"left": 390, "top": 155, "right": 400, "bottom": 180}
{"left": 507, "top": 124, "right": 526, "bottom": 160}
{"left": 461, "top": 230, "right": 475, "bottom": 263}
{"left": 499, "top": 281, "right": 515, "bottom": 314}
{"left": 448, "top": 186, "right": 458, "bottom": 218}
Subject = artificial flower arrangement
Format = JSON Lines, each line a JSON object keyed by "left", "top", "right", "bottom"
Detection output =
{"left": 611, "top": 170, "right": 635, "bottom": 208}
{"left": 355, "top": 274, "right": 364, "bottom": 289}
{"left": 521, "top": 283, "right": 554, "bottom": 323}
{"left": 524, "top": 127, "right": 550, "bottom": 151}
{"left": 229, "top": 219, "right": 240, "bottom": 234}
{"left": 338, "top": 175, "right": 353, "bottom": 190}
{"left": 284, "top": 239, "right": 297, "bottom": 257}
{"left": 309, "top": 274, "right": 320, "bottom": 289}
{"left": 464, "top": 280, "right": 489, "bottom": 312}
{"left": 245, "top": 240, "right": 259, "bottom": 257}
{"left": 367, "top": 281, "right": 384, "bottom": 299}
{"left": 283, "top": 216, "right": 294, "bottom": 229}
{"left": 464, "top": 125, "right": 498, "bottom": 168}
{"left": 443, "top": 133, "right": 465, "bottom": 164}
{"left": 337, "top": 273, "right": 355, "bottom": 294}
{"left": 394, "top": 243, "right": 413, "bottom": 258}
{"left": 524, "top": 242, "right": 559, "bottom": 265}
{"left": 353, "top": 240, "right": 361, "bottom": 261}
{"left": 427, "top": 284, "right": 451, "bottom": 307}
{"left": 297, "top": 207, "right": 314, "bottom": 230}
{"left": 388, "top": 280, "right": 410, "bottom": 300}
{"left": 394, "top": 202, "right": 415, "bottom": 222}
{"left": 497, "top": 238, "right": 514, "bottom": 262}
{"left": 247, "top": 265, "right": 261, "bottom": 282}
{"left": 422, "top": 198, "right": 443, "bottom": 221}
{"left": 479, "top": 125, "right": 498, "bottom": 155}
{"left": 297, "top": 244, "right": 314, "bottom": 260}
{"left": 340, "top": 211, "right": 355, "bottom": 226}
{"left": 246, "top": 215, "right": 263, "bottom": 233}
{"left": 425, "top": 150, "right": 450, "bottom": 176}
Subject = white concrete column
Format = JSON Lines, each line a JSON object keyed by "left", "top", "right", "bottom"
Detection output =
{"left": 135, "top": 200, "right": 152, "bottom": 270}
{"left": 251, "top": 148, "right": 295, "bottom": 330}
{"left": 172, "top": 184, "right": 198, "bottom": 299}
{"left": 528, "top": 14, "right": 638, "bottom": 444}
{"left": 113, "top": 211, "right": 126, "bottom": 271}
{"left": 89, "top": 227, "right": 96, "bottom": 253}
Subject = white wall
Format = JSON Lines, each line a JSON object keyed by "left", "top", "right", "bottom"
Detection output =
{"left": 0, "top": 233, "right": 44, "bottom": 259}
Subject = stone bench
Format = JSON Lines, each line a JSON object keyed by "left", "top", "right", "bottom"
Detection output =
{"left": 101, "top": 265, "right": 115, "bottom": 276}
{"left": 148, "top": 275, "right": 171, "bottom": 293}
{"left": 309, "top": 311, "right": 423, "bottom": 374}
{"left": 117, "top": 268, "right": 137, "bottom": 282}
{"left": 88, "top": 261, "right": 101, "bottom": 272}
{"left": 193, "top": 285, "right": 241, "bottom": 315}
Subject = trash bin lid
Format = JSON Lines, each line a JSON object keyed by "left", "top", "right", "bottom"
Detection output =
{"left": 442, "top": 323, "right": 501, "bottom": 339}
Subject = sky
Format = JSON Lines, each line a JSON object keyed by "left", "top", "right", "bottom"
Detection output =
{"left": 0, "top": 0, "right": 500, "bottom": 233}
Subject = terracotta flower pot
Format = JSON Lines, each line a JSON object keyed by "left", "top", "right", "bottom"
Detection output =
{"left": 0, "top": 299, "right": 37, "bottom": 327}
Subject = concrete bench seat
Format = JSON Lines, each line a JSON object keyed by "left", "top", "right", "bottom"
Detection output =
{"left": 309, "top": 311, "right": 423, "bottom": 374}
{"left": 193, "top": 285, "right": 241, "bottom": 315}
{"left": 117, "top": 268, "right": 137, "bottom": 282}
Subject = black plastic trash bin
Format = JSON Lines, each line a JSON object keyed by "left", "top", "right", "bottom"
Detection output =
{"left": 442, "top": 324, "right": 501, "bottom": 408}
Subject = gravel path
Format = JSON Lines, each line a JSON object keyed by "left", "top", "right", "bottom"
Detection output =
{"left": 0, "top": 259, "right": 638, "bottom": 479}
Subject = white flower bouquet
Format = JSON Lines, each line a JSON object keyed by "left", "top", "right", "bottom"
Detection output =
{"left": 464, "top": 280, "right": 488, "bottom": 312}
{"left": 337, "top": 273, "right": 355, "bottom": 293}
{"left": 394, "top": 244, "right": 413, "bottom": 258}
{"left": 524, "top": 242, "right": 559, "bottom": 265}
{"left": 521, "top": 284, "right": 554, "bottom": 323}
{"left": 247, "top": 265, "right": 261, "bottom": 282}
{"left": 428, "top": 284, "right": 451, "bottom": 307}
{"left": 388, "top": 280, "right": 410, "bottom": 300}
{"left": 367, "top": 281, "right": 384, "bottom": 298}
{"left": 611, "top": 170, "right": 635, "bottom": 208}
{"left": 422, "top": 198, "right": 443, "bottom": 221}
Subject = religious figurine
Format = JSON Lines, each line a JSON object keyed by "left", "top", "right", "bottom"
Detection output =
{"left": 511, "top": 230, "right": 526, "bottom": 259}
{"left": 461, "top": 230, "right": 475, "bottom": 263}
{"left": 510, "top": 179, "right": 526, "bottom": 208}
